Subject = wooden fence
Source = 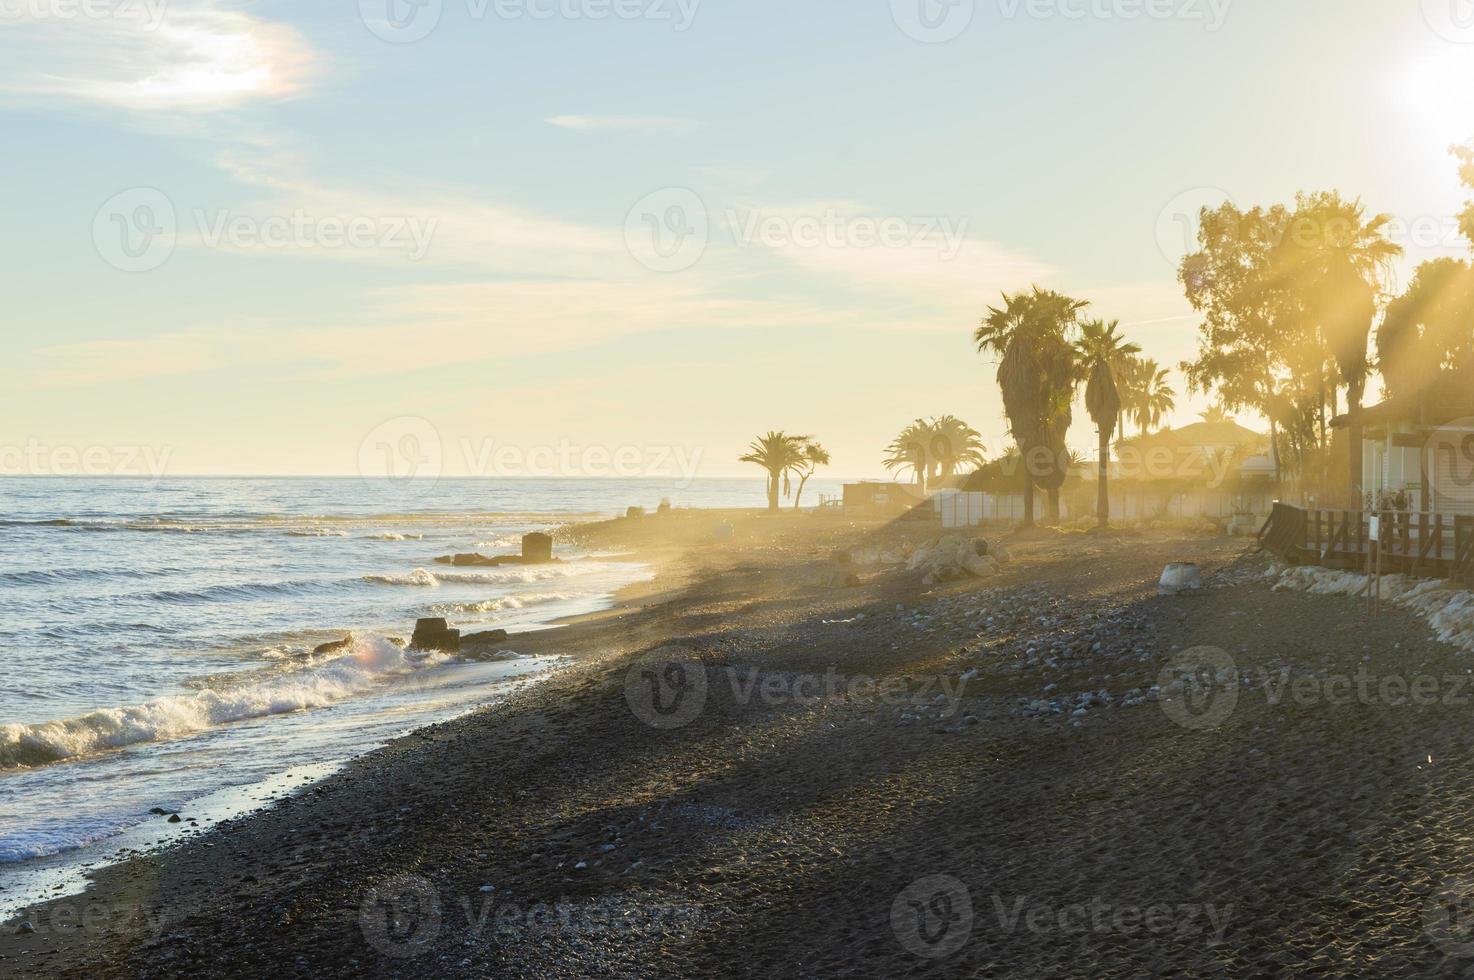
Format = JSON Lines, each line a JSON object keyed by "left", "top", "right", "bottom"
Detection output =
{"left": 1259, "top": 503, "right": 1474, "bottom": 584}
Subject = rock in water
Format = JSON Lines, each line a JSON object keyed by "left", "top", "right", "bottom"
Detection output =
{"left": 411, "top": 617, "right": 461, "bottom": 652}
{"left": 313, "top": 636, "right": 352, "bottom": 655}
{"left": 1159, "top": 562, "right": 1205, "bottom": 595}
{"left": 521, "top": 532, "right": 554, "bottom": 564}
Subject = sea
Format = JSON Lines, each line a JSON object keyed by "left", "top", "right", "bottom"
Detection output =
{"left": 0, "top": 476, "right": 843, "bottom": 917}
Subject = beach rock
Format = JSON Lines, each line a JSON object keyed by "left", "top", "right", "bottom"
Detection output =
{"left": 313, "top": 636, "right": 352, "bottom": 655}
{"left": 1159, "top": 562, "right": 1205, "bottom": 595}
{"left": 990, "top": 542, "right": 1011, "bottom": 564}
{"left": 16, "top": 921, "right": 35, "bottom": 935}
{"left": 521, "top": 533, "right": 554, "bottom": 564}
{"left": 168, "top": 814, "right": 182, "bottom": 823}
{"left": 411, "top": 617, "right": 461, "bottom": 653}
{"left": 462, "top": 629, "right": 510, "bottom": 649}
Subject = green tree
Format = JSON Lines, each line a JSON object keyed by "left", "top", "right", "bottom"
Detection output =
{"left": 790, "top": 440, "right": 831, "bottom": 510}
{"left": 739, "top": 431, "right": 810, "bottom": 512}
{"left": 976, "top": 287, "right": 1089, "bottom": 525}
{"left": 1075, "top": 319, "right": 1141, "bottom": 527}
{"left": 883, "top": 420, "right": 934, "bottom": 493}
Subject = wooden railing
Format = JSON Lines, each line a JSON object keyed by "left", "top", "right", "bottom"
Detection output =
{"left": 1260, "top": 504, "right": 1474, "bottom": 582}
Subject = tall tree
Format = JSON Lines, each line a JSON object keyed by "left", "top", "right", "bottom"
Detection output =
{"left": 883, "top": 420, "right": 934, "bottom": 493}
{"left": 739, "top": 431, "right": 810, "bottom": 512}
{"left": 790, "top": 440, "right": 831, "bottom": 510}
{"left": 928, "top": 415, "right": 987, "bottom": 480}
{"left": 976, "top": 287, "right": 1089, "bottom": 525}
{"left": 1075, "top": 319, "right": 1141, "bottom": 527}
{"left": 1271, "top": 192, "right": 1401, "bottom": 494}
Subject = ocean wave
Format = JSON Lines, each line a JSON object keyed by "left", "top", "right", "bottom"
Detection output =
{"left": 429, "top": 592, "right": 577, "bottom": 615}
{"left": 135, "top": 579, "right": 345, "bottom": 604}
{"left": 0, "top": 636, "right": 448, "bottom": 771}
{"left": 286, "top": 528, "right": 350, "bottom": 538}
{"left": 365, "top": 531, "right": 424, "bottom": 541}
{"left": 364, "top": 568, "right": 440, "bottom": 587}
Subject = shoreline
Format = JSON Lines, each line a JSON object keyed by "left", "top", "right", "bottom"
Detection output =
{"left": 6, "top": 510, "right": 1471, "bottom": 976}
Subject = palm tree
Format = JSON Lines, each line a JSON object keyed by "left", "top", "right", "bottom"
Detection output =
{"left": 976, "top": 287, "right": 1089, "bottom": 525}
{"left": 1198, "top": 404, "right": 1231, "bottom": 425}
{"left": 1271, "top": 193, "right": 1401, "bottom": 493}
{"left": 1121, "top": 357, "right": 1176, "bottom": 435}
{"left": 928, "top": 415, "right": 987, "bottom": 481}
{"left": 883, "top": 420, "right": 934, "bottom": 493}
{"left": 739, "top": 431, "right": 810, "bottom": 512}
{"left": 791, "top": 441, "right": 831, "bottom": 510}
{"left": 1075, "top": 319, "right": 1140, "bottom": 527}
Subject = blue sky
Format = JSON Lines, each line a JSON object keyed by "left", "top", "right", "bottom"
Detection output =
{"left": 3, "top": 0, "right": 1473, "bottom": 479}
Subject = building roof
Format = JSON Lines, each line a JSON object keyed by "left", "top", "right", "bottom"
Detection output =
{"left": 1117, "top": 420, "right": 1269, "bottom": 453}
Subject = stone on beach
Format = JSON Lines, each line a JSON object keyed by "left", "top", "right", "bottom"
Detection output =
{"left": 312, "top": 636, "right": 352, "bottom": 655}
{"left": 1158, "top": 562, "right": 1205, "bottom": 595}
{"left": 462, "top": 629, "right": 510, "bottom": 649}
{"left": 521, "top": 532, "right": 554, "bottom": 564}
{"left": 411, "top": 617, "right": 461, "bottom": 653}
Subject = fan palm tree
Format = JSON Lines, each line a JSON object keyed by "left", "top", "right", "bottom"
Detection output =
{"left": 1122, "top": 358, "right": 1176, "bottom": 435}
{"left": 976, "top": 287, "right": 1089, "bottom": 525}
{"left": 790, "top": 440, "right": 831, "bottom": 510}
{"left": 883, "top": 420, "right": 934, "bottom": 493}
{"left": 1075, "top": 319, "right": 1140, "bottom": 527}
{"left": 739, "top": 431, "right": 810, "bottom": 512}
{"left": 1198, "top": 404, "right": 1231, "bottom": 425}
{"left": 928, "top": 415, "right": 987, "bottom": 482}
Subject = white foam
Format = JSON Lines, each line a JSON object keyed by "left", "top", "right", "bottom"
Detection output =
{"left": 0, "top": 636, "right": 445, "bottom": 770}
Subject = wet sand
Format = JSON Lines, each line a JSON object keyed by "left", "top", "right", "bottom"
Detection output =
{"left": 4, "top": 509, "right": 1473, "bottom": 977}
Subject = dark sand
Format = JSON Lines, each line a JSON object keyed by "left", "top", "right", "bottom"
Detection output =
{"left": 4, "top": 509, "right": 1473, "bottom": 977}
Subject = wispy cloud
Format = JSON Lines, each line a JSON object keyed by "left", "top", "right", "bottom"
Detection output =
{"left": 545, "top": 115, "right": 696, "bottom": 132}
{"left": 0, "top": 6, "right": 319, "bottom": 112}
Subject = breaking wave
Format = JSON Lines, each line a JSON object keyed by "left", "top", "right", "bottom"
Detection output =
{"left": 0, "top": 637, "right": 448, "bottom": 771}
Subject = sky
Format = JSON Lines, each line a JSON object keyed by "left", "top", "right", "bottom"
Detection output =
{"left": 3, "top": 0, "right": 1473, "bottom": 480}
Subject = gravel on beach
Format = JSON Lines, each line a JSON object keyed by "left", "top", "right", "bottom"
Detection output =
{"left": 5, "top": 513, "right": 1474, "bottom": 978}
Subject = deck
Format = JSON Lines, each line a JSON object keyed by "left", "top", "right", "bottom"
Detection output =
{"left": 1259, "top": 503, "right": 1474, "bottom": 584}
